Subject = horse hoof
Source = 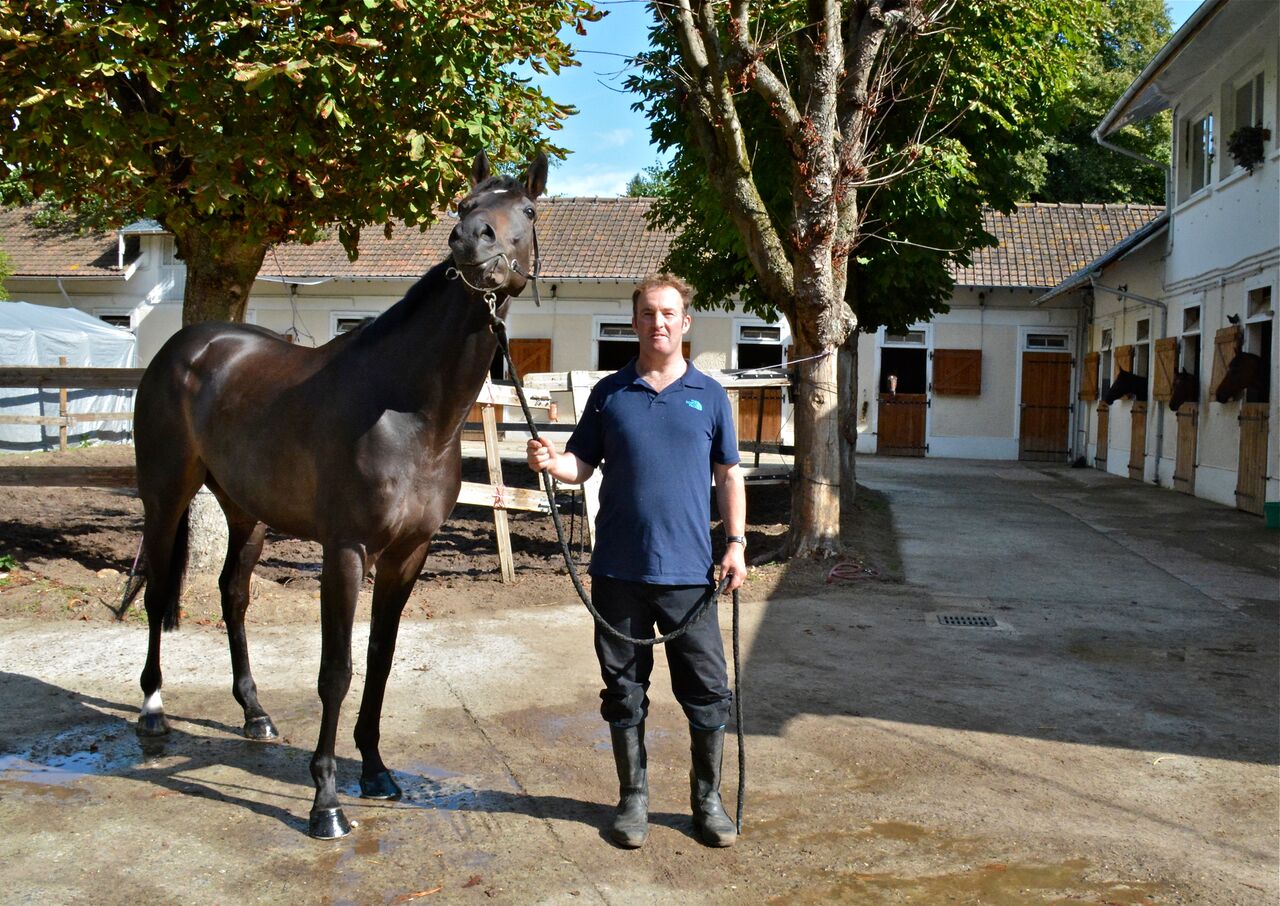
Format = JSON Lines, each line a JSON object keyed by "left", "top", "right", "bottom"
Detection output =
{"left": 244, "top": 716, "right": 279, "bottom": 740}
{"left": 309, "top": 807, "right": 352, "bottom": 839}
{"left": 360, "top": 770, "right": 403, "bottom": 801}
{"left": 136, "top": 713, "right": 170, "bottom": 737}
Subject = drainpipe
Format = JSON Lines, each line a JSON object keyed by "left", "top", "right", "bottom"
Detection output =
{"left": 54, "top": 276, "right": 74, "bottom": 307}
{"left": 1089, "top": 276, "right": 1168, "bottom": 486}
{"left": 1094, "top": 137, "right": 1172, "bottom": 210}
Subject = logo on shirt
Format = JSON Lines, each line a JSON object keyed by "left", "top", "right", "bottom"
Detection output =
{"left": 685, "top": 399, "right": 703, "bottom": 411}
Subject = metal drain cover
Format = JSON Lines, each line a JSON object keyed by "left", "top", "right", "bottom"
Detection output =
{"left": 937, "top": 614, "right": 998, "bottom": 628}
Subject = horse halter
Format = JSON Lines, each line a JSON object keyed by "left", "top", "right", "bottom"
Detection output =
{"left": 446, "top": 221, "right": 542, "bottom": 330}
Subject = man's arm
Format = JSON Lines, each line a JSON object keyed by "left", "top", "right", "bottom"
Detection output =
{"left": 527, "top": 437, "right": 596, "bottom": 484}
{"left": 713, "top": 461, "right": 747, "bottom": 592}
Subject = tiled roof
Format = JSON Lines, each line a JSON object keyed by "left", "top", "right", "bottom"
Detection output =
{"left": 0, "top": 207, "right": 120, "bottom": 277}
{"left": 2, "top": 198, "right": 1164, "bottom": 290}
{"left": 952, "top": 202, "right": 1165, "bottom": 288}
{"left": 265, "top": 196, "right": 674, "bottom": 281}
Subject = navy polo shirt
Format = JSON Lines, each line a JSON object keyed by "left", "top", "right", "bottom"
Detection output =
{"left": 566, "top": 360, "right": 740, "bottom": 585}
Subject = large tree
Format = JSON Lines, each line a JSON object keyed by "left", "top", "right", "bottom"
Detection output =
{"left": 0, "top": 1, "right": 598, "bottom": 324}
{"left": 629, "top": 1, "right": 1095, "bottom": 556}
{"left": 1031, "top": 0, "right": 1172, "bottom": 203}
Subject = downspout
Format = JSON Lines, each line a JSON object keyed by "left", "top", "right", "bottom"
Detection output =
{"left": 54, "top": 276, "right": 74, "bottom": 307}
{"left": 1093, "top": 137, "right": 1172, "bottom": 209}
{"left": 1089, "top": 277, "right": 1168, "bottom": 485}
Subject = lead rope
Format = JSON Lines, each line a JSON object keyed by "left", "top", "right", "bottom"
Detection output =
{"left": 487, "top": 306, "right": 745, "bottom": 834}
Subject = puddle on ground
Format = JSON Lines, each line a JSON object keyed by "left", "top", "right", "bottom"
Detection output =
{"left": 0, "top": 724, "right": 151, "bottom": 790}
{"left": 339, "top": 762, "right": 512, "bottom": 812}
{"left": 779, "top": 858, "right": 1168, "bottom": 905}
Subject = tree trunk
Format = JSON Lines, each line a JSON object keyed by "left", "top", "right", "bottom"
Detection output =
{"left": 169, "top": 225, "right": 269, "bottom": 572}
{"left": 174, "top": 225, "right": 269, "bottom": 326}
{"left": 838, "top": 329, "right": 860, "bottom": 521}
{"left": 788, "top": 342, "right": 842, "bottom": 558}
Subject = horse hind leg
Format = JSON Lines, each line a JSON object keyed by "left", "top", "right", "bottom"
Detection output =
{"left": 136, "top": 473, "right": 204, "bottom": 736}
{"left": 214, "top": 496, "right": 277, "bottom": 741}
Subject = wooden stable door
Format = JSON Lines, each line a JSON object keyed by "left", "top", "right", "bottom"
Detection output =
{"left": 1235, "top": 403, "right": 1270, "bottom": 516}
{"left": 1019, "top": 352, "right": 1072, "bottom": 462}
{"left": 1173, "top": 404, "right": 1198, "bottom": 494}
{"left": 1095, "top": 403, "right": 1109, "bottom": 467}
{"left": 877, "top": 394, "right": 927, "bottom": 456}
{"left": 465, "top": 338, "right": 552, "bottom": 439}
{"left": 1128, "top": 402, "right": 1148, "bottom": 480}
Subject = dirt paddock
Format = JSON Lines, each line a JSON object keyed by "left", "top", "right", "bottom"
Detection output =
{"left": 0, "top": 449, "right": 1276, "bottom": 905}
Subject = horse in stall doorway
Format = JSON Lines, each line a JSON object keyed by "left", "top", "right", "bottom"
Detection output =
{"left": 1104, "top": 368, "right": 1148, "bottom": 404}
{"left": 1214, "top": 351, "right": 1266, "bottom": 403}
{"left": 129, "top": 152, "right": 547, "bottom": 838}
{"left": 1168, "top": 369, "right": 1199, "bottom": 410}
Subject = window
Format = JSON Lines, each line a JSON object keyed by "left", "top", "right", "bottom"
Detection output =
{"left": 1100, "top": 328, "right": 1113, "bottom": 398}
{"left": 1025, "top": 333, "right": 1068, "bottom": 350}
{"left": 1185, "top": 112, "right": 1214, "bottom": 195}
{"left": 1247, "top": 286, "right": 1272, "bottom": 319}
{"left": 1182, "top": 305, "right": 1200, "bottom": 333}
{"left": 884, "top": 330, "right": 926, "bottom": 346}
{"left": 94, "top": 310, "right": 132, "bottom": 330}
{"left": 1235, "top": 73, "right": 1265, "bottom": 130}
{"left": 740, "top": 325, "right": 781, "bottom": 343}
{"left": 1181, "top": 306, "right": 1201, "bottom": 376}
{"left": 333, "top": 315, "right": 374, "bottom": 337}
{"left": 597, "top": 321, "right": 638, "bottom": 370}
{"left": 1134, "top": 318, "right": 1150, "bottom": 377}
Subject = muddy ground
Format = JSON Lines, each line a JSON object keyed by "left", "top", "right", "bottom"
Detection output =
{"left": 0, "top": 445, "right": 894, "bottom": 627}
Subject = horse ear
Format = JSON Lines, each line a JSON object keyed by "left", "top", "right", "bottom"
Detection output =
{"left": 471, "top": 151, "right": 491, "bottom": 188}
{"left": 524, "top": 152, "right": 549, "bottom": 199}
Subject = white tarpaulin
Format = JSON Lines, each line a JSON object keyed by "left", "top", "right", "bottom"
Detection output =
{"left": 0, "top": 301, "right": 138, "bottom": 451}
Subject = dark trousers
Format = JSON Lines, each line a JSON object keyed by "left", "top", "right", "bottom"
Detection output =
{"left": 591, "top": 575, "right": 731, "bottom": 731}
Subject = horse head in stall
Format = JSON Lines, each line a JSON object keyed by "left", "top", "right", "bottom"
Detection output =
{"left": 129, "top": 151, "right": 548, "bottom": 838}
{"left": 1168, "top": 369, "right": 1199, "bottom": 411}
{"left": 1214, "top": 351, "right": 1265, "bottom": 403}
{"left": 1103, "top": 368, "right": 1148, "bottom": 404}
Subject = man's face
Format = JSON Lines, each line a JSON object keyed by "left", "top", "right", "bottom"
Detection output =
{"left": 632, "top": 286, "right": 690, "bottom": 359}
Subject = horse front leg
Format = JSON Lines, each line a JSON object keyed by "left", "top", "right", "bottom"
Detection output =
{"left": 354, "top": 541, "right": 431, "bottom": 800}
{"left": 308, "top": 541, "right": 365, "bottom": 839}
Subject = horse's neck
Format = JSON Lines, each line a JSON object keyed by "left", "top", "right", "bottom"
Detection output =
{"left": 346, "top": 269, "right": 500, "bottom": 428}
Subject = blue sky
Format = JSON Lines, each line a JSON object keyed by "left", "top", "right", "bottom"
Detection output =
{"left": 533, "top": 1, "right": 1205, "bottom": 198}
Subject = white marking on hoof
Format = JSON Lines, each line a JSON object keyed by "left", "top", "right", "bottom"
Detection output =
{"left": 141, "top": 691, "right": 164, "bottom": 717}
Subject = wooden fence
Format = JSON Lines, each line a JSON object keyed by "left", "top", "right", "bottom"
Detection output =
{"left": 0, "top": 365, "right": 793, "bottom": 580}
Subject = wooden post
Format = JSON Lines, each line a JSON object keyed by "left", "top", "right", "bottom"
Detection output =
{"left": 481, "top": 402, "right": 516, "bottom": 583}
{"left": 569, "top": 370, "right": 600, "bottom": 549}
{"left": 57, "top": 356, "right": 68, "bottom": 452}
{"left": 754, "top": 386, "right": 765, "bottom": 467}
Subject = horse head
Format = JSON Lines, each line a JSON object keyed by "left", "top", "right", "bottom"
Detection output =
{"left": 1215, "top": 351, "right": 1264, "bottom": 403}
{"left": 1104, "top": 368, "right": 1147, "bottom": 404}
{"left": 448, "top": 151, "right": 548, "bottom": 301}
{"left": 1168, "top": 369, "right": 1199, "bottom": 411}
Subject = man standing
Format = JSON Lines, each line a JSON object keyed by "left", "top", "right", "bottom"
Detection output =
{"left": 527, "top": 273, "right": 747, "bottom": 849}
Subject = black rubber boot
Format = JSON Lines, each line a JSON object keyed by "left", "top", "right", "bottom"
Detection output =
{"left": 609, "top": 723, "right": 648, "bottom": 848}
{"left": 689, "top": 725, "right": 737, "bottom": 847}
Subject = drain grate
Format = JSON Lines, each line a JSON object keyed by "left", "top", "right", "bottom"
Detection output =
{"left": 937, "top": 614, "right": 998, "bottom": 628}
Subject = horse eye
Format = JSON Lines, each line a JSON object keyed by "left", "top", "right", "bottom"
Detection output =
{"left": 524, "top": 206, "right": 536, "bottom": 220}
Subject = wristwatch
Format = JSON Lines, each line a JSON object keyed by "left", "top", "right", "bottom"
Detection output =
{"left": 726, "top": 535, "right": 746, "bottom": 549}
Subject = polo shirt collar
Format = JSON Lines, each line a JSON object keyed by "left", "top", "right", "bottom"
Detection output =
{"left": 621, "top": 359, "right": 708, "bottom": 390}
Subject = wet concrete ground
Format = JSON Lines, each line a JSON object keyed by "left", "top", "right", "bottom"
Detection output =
{"left": 1, "top": 457, "right": 1277, "bottom": 904}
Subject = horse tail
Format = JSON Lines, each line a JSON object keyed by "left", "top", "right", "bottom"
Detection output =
{"left": 163, "top": 506, "right": 191, "bottom": 631}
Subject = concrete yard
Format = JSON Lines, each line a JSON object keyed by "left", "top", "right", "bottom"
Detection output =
{"left": 1, "top": 457, "right": 1276, "bottom": 904}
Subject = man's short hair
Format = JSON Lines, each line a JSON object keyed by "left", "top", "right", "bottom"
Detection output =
{"left": 632, "top": 273, "right": 692, "bottom": 316}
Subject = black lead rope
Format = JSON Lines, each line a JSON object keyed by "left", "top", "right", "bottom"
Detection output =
{"left": 489, "top": 310, "right": 745, "bottom": 834}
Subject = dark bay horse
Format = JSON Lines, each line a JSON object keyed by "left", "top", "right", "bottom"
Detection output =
{"left": 1104, "top": 368, "right": 1148, "bottom": 404}
{"left": 1214, "top": 351, "right": 1266, "bottom": 403}
{"left": 131, "top": 152, "right": 547, "bottom": 838}
{"left": 1168, "top": 369, "right": 1199, "bottom": 410}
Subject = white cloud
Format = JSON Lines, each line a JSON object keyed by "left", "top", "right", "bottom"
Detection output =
{"left": 598, "top": 128, "right": 632, "bottom": 149}
{"left": 549, "top": 169, "right": 634, "bottom": 198}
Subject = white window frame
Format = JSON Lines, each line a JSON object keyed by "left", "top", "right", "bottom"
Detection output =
{"left": 330, "top": 311, "right": 376, "bottom": 339}
{"left": 732, "top": 319, "right": 788, "bottom": 371}
{"left": 93, "top": 308, "right": 134, "bottom": 331}
{"left": 1180, "top": 305, "right": 1201, "bottom": 375}
{"left": 1182, "top": 107, "right": 1215, "bottom": 199}
{"left": 593, "top": 316, "right": 639, "bottom": 370}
